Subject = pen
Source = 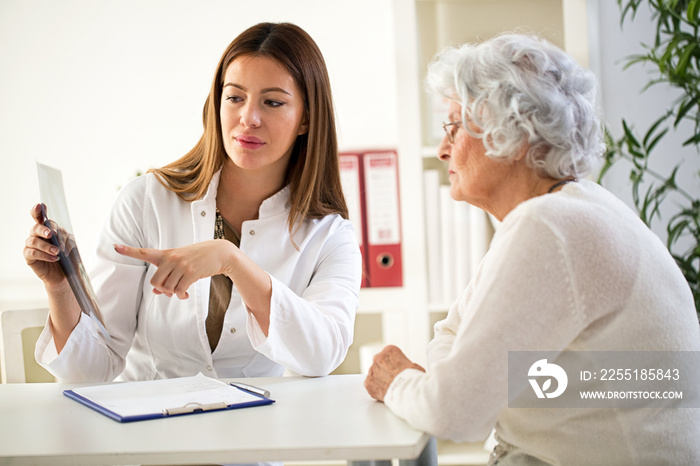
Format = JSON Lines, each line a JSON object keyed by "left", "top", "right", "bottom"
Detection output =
{"left": 230, "top": 382, "right": 271, "bottom": 398}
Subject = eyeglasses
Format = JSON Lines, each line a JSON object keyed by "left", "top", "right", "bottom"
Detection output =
{"left": 442, "top": 121, "right": 462, "bottom": 144}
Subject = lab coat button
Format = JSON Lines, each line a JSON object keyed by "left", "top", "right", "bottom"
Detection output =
{"left": 201, "top": 211, "right": 206, "bottom": 217}
{"left": 249, "top": 229, "right": 255, "bottom": 236}
{"left": 230, "top": 327, "right": 237, "bottom": 334}
{"left": 206, "top": 365, "right": 213, "bottom": 371}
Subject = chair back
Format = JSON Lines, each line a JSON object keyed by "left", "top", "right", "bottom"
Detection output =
{"left": 0, "top": 308, "right": 52, "bottom": 383}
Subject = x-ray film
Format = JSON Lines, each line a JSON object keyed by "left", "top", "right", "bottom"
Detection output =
{"left": 36, "top": 162, "right": 112, "bottom": 343}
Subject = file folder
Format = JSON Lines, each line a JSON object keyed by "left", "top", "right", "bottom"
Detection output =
{"left": 362, "top": 150, "right": 403, "bottom": 287}
{"left": 339, "top": 152, "right": 369, "bottom": 287}
{"left": 63, "top": 373, "right": 274, "bottom": 422}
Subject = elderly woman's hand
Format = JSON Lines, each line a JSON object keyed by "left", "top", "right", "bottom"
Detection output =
{"left": 364, "top": 345, "right": 425, "bottom": 402}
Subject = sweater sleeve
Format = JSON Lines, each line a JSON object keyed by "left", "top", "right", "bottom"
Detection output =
{"left": 383, "top": 209, "right": 588, "bottom": 442}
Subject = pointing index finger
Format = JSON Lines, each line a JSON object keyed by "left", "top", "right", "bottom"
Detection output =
{"left": 114, "top": 244, "right": 161, "bottom": 266}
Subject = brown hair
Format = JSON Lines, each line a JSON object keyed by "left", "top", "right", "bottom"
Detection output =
{"left": 150, "top": 22, "right": 348, "bottom": 237}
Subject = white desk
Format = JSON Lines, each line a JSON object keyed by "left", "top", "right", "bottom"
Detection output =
{"left": 0, "top": 374, "right": 434, "bottom": 466}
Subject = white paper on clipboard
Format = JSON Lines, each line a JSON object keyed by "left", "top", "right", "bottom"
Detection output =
{"left": 36, "top": 162, "right": 112, "bottom": 344}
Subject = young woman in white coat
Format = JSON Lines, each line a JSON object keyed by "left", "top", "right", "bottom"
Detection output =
{"left": 24, "top": 22, "right": 362, "bottom": 383}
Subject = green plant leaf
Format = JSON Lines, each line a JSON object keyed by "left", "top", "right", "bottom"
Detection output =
{"left": 642, "top": 115, "right": 669, "bottom": 149}
{"left": 675, "top": 42, "right": 697, "bottom": 77}
{"left": 674, "top": 95, "right": 699, "bottom": 127}
{"left": 645, "top": 126, "right": 670, "bottom": 152}
{"left": 619, "top": 0, "right": 642, "bottom": 26}
{"left": 623, "top": 53, "right": 653, "bottom": 70}
{"left": 688, "top": 0, "right": 700, "bottom": 23}
{"left": 668, "top": 219, "right": 690, "bottom": 245}
{"left": 683, "top": 132, "right": 700, "bottom": 145}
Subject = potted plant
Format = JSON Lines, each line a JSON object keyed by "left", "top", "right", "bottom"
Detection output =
{"left": 599, "top": 0, "right": 700, "bottom": 320}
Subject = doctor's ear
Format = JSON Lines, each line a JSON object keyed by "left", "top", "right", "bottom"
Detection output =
{"left": 298, "top": 112, "right": 309, "bottom": 136}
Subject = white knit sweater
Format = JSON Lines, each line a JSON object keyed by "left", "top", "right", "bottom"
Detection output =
{"left": 384, "top": 180, "right": 700, "bottom": 465}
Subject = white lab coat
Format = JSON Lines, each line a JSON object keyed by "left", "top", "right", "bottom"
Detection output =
{"left": 36, "top": 171, "right": 362, "bottom": 382}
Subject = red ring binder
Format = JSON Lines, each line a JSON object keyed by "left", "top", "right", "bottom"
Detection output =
{"left": 339, "top": 150, "right": 403, "bottom": 288}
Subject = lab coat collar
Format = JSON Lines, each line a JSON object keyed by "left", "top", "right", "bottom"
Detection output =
{"left": 258, "top": 185, "right": 291, "bottom": 218}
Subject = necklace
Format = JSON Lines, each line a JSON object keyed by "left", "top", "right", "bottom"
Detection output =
{"left": 547, "top": 178, "right": 578, "bottom": 194}
{"left": 214, "top": 208, "right": 241, "bottom": 244}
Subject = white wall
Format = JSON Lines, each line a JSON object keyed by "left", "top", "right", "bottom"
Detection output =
{"left": 0, "top": 0, "right": 398, "bottom": 304}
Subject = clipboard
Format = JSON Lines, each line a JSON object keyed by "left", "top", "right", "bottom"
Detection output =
{"left": 36, "top": 162, "right": 112, "bottom": 343}
{"left": 63, "top": 373, "right": 274, "bottom": 422}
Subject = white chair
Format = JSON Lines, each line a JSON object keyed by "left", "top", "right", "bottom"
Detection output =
{"left": 0, "top": 308, "right": 52, "bottom": 383}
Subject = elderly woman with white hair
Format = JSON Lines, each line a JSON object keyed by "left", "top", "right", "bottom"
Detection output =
{"left": 364, "top": 33, "right": 700, "bottom": 465}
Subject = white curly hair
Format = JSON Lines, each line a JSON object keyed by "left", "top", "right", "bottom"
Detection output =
{"left": 426, "top": 33, "right": 605, "bottom": 179}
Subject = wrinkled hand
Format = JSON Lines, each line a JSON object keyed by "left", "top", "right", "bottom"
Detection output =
{"left": 115, "top": 240, "right": 234, "bottom": 299}
{"left": 23, "top": 204, "right": 67, "bottom": 287}
{"left": 364, "top": 345, "right": 425, "bottom": 402}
